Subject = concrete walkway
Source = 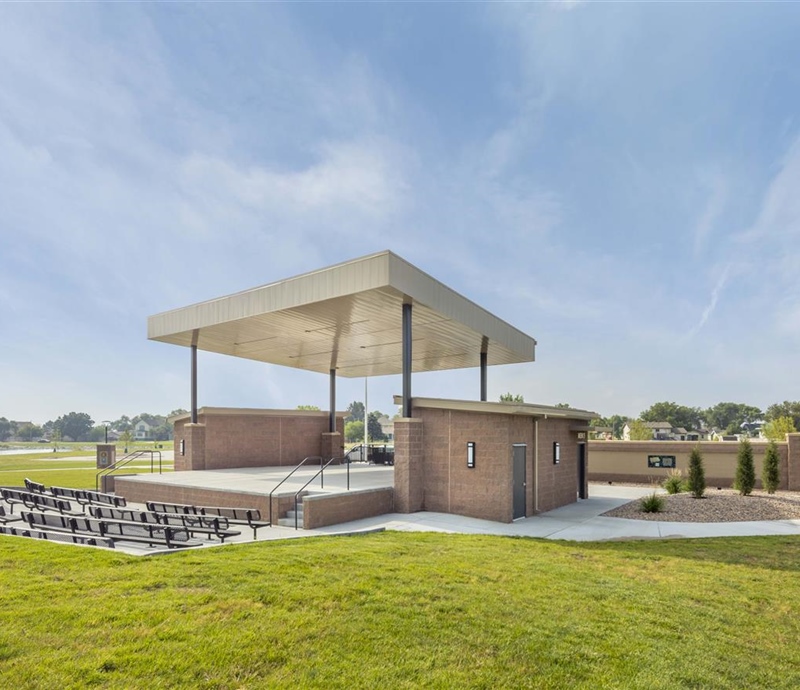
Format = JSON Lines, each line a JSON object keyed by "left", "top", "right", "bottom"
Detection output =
{"left": 310, "top": 484, "right": 800, "bottom": 542}
{"left": 39, "top": 483, "right": 800, "bottom": 556}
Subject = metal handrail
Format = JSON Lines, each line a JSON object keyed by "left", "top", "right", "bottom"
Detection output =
{"left": 292, "top": 457, "right": 339, "bottom": 530}
{"left": 268, "top": 456, "right": 322, "bottom": 527}
{"left": 95, "top": 450, "right": 162, "bottom": 491}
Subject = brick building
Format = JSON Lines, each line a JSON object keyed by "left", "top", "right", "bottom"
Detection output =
{"left": 141, "top": 251, "right": 598, "bottom": 525}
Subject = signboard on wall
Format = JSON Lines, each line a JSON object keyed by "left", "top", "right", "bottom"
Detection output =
{"left": 648, "top": 455, "right": 676, "bottom": 468}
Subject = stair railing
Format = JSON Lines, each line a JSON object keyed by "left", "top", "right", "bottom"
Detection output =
{"left": 268, "top": 456, "right": 322, "bottom": 527}
{"left": 292, "top": 457, "right": 339, "bottom": 530}
{"left": 95, "top": 450, "right": 162, "bottom": 491}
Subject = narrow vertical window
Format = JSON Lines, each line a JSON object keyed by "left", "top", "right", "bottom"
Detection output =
{"left": 553, "top": 442, "right": 560, "bottom": 465}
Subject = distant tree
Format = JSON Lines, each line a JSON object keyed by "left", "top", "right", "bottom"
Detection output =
{"left": 703, "top": 402, "right": 762, "bottom": 433}
{"left": 88, "top": 426, "right": 107, "bottom": 442}
{"left": 554, "top": 403, "right": 571, "bottom": 409}
{"left": 762, "top": 441, "right": 780, "bottom": 494}
{"left": 368, "top": 412, "right": 388, "bottom": 442}
{"left": 627, "top": 420, "right": 652, "bottom": 441}
{"left": 16, "top": 423, "right": 43, "bottom": 441}
{"left": 133, "top": 413, "right": 163, "bottom": 428}
{"left": 735, "top": 439, "right": 755, "bottom": 496}
{"left": 119, "top": 430, "right": 133, "bottom": 451}
{"left": 296, "top": 405, "right": 320, "bottom": 411}
{"left": 765, "top": 401, "right": 800, "bottom": 430}
{"left": 345, "top": 420, "right": 364, "bottom": 443}
{"left": 763, "top": 416, "right": 797, "bottom": 442}
{"left": 152, "top": 424, "right": 172, "bottom": 442}
{"left": 345, "top": 401, "right": 365, "bottom": 424}
{"left": 640, "top": 402, "right": 701, "bottom": 430}
{"left": 591, "top": 415, "right": 628, "bottom": 439}
{"left": 688, "top": 446, "right": 706, "bottom": 498}
{"left": 167, "top": 409, "right": 188, "bottom": 419}
{"left": 113, "top": 415, "right": 133, "bottom": 432}
{"left": 499, "top": 393, "right": 524, "bottom": 403}
{"left": 53, "top": 412, "right": 94, "bottom": 442}
{"left": 0, "top": 417, "right": 12, "bottom": 441}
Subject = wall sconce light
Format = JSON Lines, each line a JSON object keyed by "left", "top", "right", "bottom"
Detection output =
{"left": 553, "top": 442, "right": 560, "bottom": 465}
{"left": 180, "top": 439, "right": 185, "bottom": 456}
{"left": 467, "top": 441, "right": 476, "bottom": 468}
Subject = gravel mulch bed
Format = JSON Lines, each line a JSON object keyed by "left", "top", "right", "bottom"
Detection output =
{"left": 602, "top": 489, "right": 800, "bottom": 523}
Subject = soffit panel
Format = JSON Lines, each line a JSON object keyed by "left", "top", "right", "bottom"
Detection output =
{"left": 148, "top": 251, "right": 535, "bottom": 377}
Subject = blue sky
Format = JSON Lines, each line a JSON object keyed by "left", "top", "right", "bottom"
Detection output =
{"left": 2, "top": 2, "right": 800, "bottom": 426}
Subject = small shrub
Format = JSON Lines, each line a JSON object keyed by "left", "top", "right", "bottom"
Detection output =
{"left": 736, "top": 438, "right": 756, "bottom": 496}
{"left": 663, "top": 469, "right": 685, "bottom": 495}
{"left": 640, "top": 492, "right": 665, "bottom": 513}
{"left": 688, "top": 446, "right": 706, "bottom": 498}
{"left": 762, "top": 440, "right": 780, "bottom": 494}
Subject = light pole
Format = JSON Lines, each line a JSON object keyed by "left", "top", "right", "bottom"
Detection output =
{"left": 102, "top": 420, "right": 112, "bottom": 444}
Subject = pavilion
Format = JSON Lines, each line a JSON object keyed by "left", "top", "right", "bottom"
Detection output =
{"left": 131, "top": 251, "right": 597, "bottom": 525}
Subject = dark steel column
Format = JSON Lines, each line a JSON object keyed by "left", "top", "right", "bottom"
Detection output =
{"left": 190, "top": 344, "right": 198, "bottom": 424}
{"left": 402, "top": 302, "right": 412, "bottom": 418}
{"left": 480, "top": 351, "right": 488, "bottom": 402}
{"left": 329, "top": 368, "right": 336, "bottom": 433}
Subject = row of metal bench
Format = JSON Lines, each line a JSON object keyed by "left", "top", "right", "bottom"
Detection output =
{"left": 0, "top": 523, "right": 115, "bottom": 548}
{"left": 146, "top": 501, "right": 271, "bottom": 539}
{"left": 1, "top": 485, "right": 126, "bottom": 516}
{"left": 21, "top": 511, "right": 204, "bottom": 549}
{"left": 0, "top": 482, "right": 272, "bottom": 550}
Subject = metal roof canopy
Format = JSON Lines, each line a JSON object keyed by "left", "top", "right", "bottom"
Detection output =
{"left": 148, "top": 251, "right": 536, "bottom": 378}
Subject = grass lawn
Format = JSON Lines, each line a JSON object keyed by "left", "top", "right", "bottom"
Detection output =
{"left": 0, "top": 532, "right": 798, "bottom": 689}
{"left": 0, "top": 445, "right": 173, "bottom": 490}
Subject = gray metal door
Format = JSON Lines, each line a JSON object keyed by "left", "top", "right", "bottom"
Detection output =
{"left": 513, "top": 444, "right": 526, "bottom": 519}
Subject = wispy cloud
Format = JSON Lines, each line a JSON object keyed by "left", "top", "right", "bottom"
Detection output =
{"left": 681, "top": 264, "right": 731, "bottom": 342}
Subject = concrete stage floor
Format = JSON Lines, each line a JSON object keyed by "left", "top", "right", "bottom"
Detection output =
{"left": 120, "top": 462, "right": 395, "bottom": 495}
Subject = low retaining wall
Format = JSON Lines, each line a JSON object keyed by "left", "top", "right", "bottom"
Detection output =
{"left": 303, "top": 488, "right": 394, "bottom": 529}
{"left": 113, "top": 478, "right": 286, "bottom": 522}
{"left": 589, "top": 439, "right": 795, "bottom": 490}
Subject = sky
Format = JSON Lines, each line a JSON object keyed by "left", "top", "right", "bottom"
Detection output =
{"left": 2, "top": 2, "right": 800, "bottom": 427}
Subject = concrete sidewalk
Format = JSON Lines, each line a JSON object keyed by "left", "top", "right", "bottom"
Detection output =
{"left": 310, "top": 484, "right": 800, "bottom": 541}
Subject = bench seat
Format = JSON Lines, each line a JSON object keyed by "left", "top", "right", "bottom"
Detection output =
{"left": 147, "top": 501, "right": 270, "bottom": 539}
{"left": 90, "top": 506, "right": 241, "bottom": 543}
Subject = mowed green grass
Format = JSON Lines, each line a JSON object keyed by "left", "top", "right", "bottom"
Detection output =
{"left": 0, "top": 446, "right": 173, "bottom": 490}
{"left": 1, "top": 533, "right": 798, "bottom": 689}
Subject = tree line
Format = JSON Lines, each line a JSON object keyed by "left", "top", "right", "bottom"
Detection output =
{"left": 591, "top": 400, "right": 800, "bottom": 441}
{"left": 0, "top": 410, "right": 188, "bottom": 443}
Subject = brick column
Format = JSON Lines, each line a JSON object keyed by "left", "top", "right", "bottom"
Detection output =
{"left": 787, "top": 434, "right": 800, "bottom": 491}
{"left": 394, "top": 418, "right": 424, "bottom": 513}
{"left": 180, "top": 423, "right": 206, "bottom": 471}
{"left": 321, "top": 432, "right": 344, "bottom": 462}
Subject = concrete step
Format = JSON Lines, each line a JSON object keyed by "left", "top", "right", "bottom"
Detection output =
{"left": 277, "top": 517, "right": 303, "bottom": 528}
{"left": 285, "top": 509, "right": 303, "bottom": 520}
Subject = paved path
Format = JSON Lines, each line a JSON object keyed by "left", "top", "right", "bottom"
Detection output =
{"left": 311, "top": 484, "right": 800, "bottom": 541}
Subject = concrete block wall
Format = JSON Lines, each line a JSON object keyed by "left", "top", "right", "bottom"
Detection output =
{"left": 303, "top": 488, "right": 394, "bottom": 529}
{"left": 536, "top": 419, "right": 581, "bottom": 514}
{"left": 394, "top": 418, "right": 424, "bottom": 513}
{"left": 588, "top": 439, "right": 793, "bottom": 490}
{"left": 173, "top": 410, "right": 345, "bottom": 471}
{"left": 397, "top": 408, "right": 582, "bottom": 523}
{"left": 415, "top": 408, "right": 517, "bottom": 523}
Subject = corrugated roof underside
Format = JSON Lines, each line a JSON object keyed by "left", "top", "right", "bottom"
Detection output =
{"left": 148, "top": 251, "right": 535, "bottom": 377}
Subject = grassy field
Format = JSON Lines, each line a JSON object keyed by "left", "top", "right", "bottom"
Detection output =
{"left": 0, "top": 443, "right": 173, "bottom": 490}
{"left": 0, "top": 532, "right": 798, "bottom": 689}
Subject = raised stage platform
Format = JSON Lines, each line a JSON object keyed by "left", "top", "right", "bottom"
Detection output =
{"left": 113, "top": 464, "right": 395, "bottom": 531}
